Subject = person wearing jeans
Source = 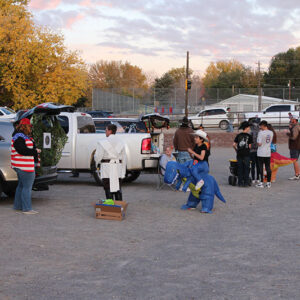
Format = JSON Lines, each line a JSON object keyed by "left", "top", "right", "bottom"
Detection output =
{"left": 256, "top": 120, "right": 273, "bottom": 188}
{"left": 13, "top": 168, "right": 35, "bottom": 212}
{"left": 226, "top": 107, "right": 234, "bottom": 132}
{"left": 11, "top": 118, "right": 41, "bottom": 214}
{"left": 173, "top": 116, "right": 194, "bottom": 164}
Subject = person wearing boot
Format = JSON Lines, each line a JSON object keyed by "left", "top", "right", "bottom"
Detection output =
{"left": 94, "top": 124, "right": 126, "bottom": 200}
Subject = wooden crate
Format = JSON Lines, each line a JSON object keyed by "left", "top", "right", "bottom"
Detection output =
{"left": 94, "top": 201, "right": 128, "bottom": 221}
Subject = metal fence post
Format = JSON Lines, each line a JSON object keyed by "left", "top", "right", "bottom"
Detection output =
{"left": 174, "top": 88, "right": 176, "bottom": 111}
{"left": 111, "top": 88, "right": 113, "bottom": 112}
{"left": 153, "top": 88, "right": 156, "bottom": 112}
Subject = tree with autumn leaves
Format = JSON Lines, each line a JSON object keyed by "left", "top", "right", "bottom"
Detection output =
{"left": 89, "top": 60, "right": 148, "bottom": 101}
{"left": 0, "top": 0, "right": 88, "bottom": 109}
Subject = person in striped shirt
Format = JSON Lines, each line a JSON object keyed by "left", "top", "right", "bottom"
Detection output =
{"left": 11, "top": 118, "right": 41, "bottom": 214}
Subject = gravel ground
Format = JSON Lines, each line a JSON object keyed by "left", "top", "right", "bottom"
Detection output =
{"left": 0, "top": 146, "right": 299, "bottom": 300}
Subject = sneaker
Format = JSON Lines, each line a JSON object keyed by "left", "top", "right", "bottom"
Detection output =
{"left": 288, "top": 175, "right": 300, "bottom": 180}
{"left": 180, "top": 204, "right": 196, "bottom": 210}
{"left": 22, "top": 210, "right": 39, "bottom": 215}
{"left": 256, "top": 182, "right": 264, "bottom": 188}
{"left": 266, "top": 182, "right": 271, "bottom": 188}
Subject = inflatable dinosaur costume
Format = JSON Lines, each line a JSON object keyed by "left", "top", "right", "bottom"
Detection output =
{"left": 164, "top": 160, "right": 226, "bottom": 213}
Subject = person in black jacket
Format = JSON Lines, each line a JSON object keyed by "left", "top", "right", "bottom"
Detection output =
{"left": 11, "top": 118, "right": 41, "bottom": 214}
{"left": 233, "top": 121, "right": 253, "bottom": 187}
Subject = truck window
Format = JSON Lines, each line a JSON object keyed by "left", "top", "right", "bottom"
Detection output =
{"left": 77, "top": 116, "right": 96, "bottom": 134}
{"left": 295, "top": 105, "right": 300, "bottom": 111}
{"left": 118, "top": 120, "right": 148, "bottom": 133}
{"left": 57, "top": 116, "right": 69, "bottom": 134}
{"left": 94, "top": 120, "right": 112, "bottom": 133}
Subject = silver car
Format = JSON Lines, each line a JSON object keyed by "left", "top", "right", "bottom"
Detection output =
{"left": 0, "top": 120, "right": 57, "bottom": 197}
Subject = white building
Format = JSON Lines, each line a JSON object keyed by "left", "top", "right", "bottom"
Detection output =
{"left": 214, "top": 94, "right": 298, "bottom": 112}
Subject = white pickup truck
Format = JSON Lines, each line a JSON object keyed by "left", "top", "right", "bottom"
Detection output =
{"left": 57, "top": 112, "right": 166, "bottom": 184}
{"left": 245, "top": 103, "right": 300, "bottom": 126}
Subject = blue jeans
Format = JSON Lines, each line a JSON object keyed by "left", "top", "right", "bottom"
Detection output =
{"left": 227, "top": 122, "right": 234, "bottom": 132}
{"left": 14, "top": 168, "right": 35, "bottom": 211}
{"left": 237, "top": 156, "right": 250, "bottom": 186}
{"left": 176, "top": 151, "right": 192, "bottom": 164}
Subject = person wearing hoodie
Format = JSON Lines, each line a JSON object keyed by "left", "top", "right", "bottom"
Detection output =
{"left": 233, "top": 121, "right": 253, "bottom": 187}
{"left": 249, "top": 118, "right": 260, "bottom": 183}
{"left": 173, "top": 116, "right": 194, "bottom": 164}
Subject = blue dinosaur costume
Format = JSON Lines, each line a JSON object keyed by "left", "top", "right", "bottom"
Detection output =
{"left": 164, "top": 160, "right": 226, "bottom": 213}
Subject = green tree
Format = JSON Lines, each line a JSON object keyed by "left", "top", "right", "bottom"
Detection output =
{"left": 152, "top": 73, "right": 174, "bottom": 106}
{"left": 264, "top": 47, "right": 300, "bottom": 87}
{"left": 167, "top": 67, "right": 193, "bottom": 87}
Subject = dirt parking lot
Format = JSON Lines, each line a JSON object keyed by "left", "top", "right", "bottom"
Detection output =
{"left": 0, "top": 146, "right": 299, "bottom": 300}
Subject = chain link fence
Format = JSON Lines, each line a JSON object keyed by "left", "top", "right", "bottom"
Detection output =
{"left": 91, "top": 87, "right": 300, "bottom": 116}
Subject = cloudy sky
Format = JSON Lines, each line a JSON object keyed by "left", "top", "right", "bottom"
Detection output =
{"left": 28, "top": 0, "right": 300, "bottom": 76}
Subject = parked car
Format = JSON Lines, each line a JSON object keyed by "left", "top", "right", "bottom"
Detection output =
{"left": 188, "top": 107, "right": 238, "bottom": 130}
{"left": 86, "top": 110, "right": 113, "bottom": 118}
{"left": 245, "top": 103, "right": 300, "bottom": 126}
{"left": 0, "top": 120, "right": 57, "bottom": 197}
{"left": 56, "top": 112, "right": 169, "bottom": 184}
{"left": 0, "top": 107, "right": 16, "bottom": 119}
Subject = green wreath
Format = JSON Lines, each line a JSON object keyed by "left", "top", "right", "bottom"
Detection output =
{"left": 31, "top": 114, "right": 67, "bottom": 171}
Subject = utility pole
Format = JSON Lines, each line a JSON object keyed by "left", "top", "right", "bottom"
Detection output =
{"left": 288, "top": 80, "right": 291, "bottom": 100}
{"left": 185, "top": 51, "right": 189, "bottom": 117}
{"left": 257, "top": 61, "right": 262, "bottom": 111}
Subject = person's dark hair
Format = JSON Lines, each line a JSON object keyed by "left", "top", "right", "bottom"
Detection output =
{"left": 267, "top": 123, "right": 277, "bottom": 144}
{"left": 16, "top": 123, "right": 31, "bottom": 136}
{"left": 259, "top": 120, "right": 268, "bottom": 127}
{"left": 106, "top": 124, "right": 117, "bottom": 134}
{"left": 180, "top": 116, "right": 189, "bottom": 128}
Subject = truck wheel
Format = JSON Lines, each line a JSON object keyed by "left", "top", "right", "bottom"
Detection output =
{"left": 123, "top": 171, "right": 141, "bottom": 183}
{"left": 92, "top": 164, "right": 103, "bottom": 186}
{"left": 219, "top": 120, "right": 229, "bottom": 130}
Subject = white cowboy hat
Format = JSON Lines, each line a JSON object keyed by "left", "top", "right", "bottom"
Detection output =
{"left": 191, "top": 130, "right": 208, "bottom": 141}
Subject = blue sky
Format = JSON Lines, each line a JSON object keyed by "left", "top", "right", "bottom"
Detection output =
{"left": 29, "top": 0, "right": 300, "bottom": 77}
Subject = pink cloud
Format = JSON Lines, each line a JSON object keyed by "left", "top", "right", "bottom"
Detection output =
{"left": 79, "top": 0, "right": 92, "bottom": 6}
{"left": 79, "top": 0, "right": 112, "bottom": 8}
{"left": 65, "top": 13, "right": 85, "bottom": 29}
{"left": 29, "top": 0, "right": 62, "bottom": 10}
